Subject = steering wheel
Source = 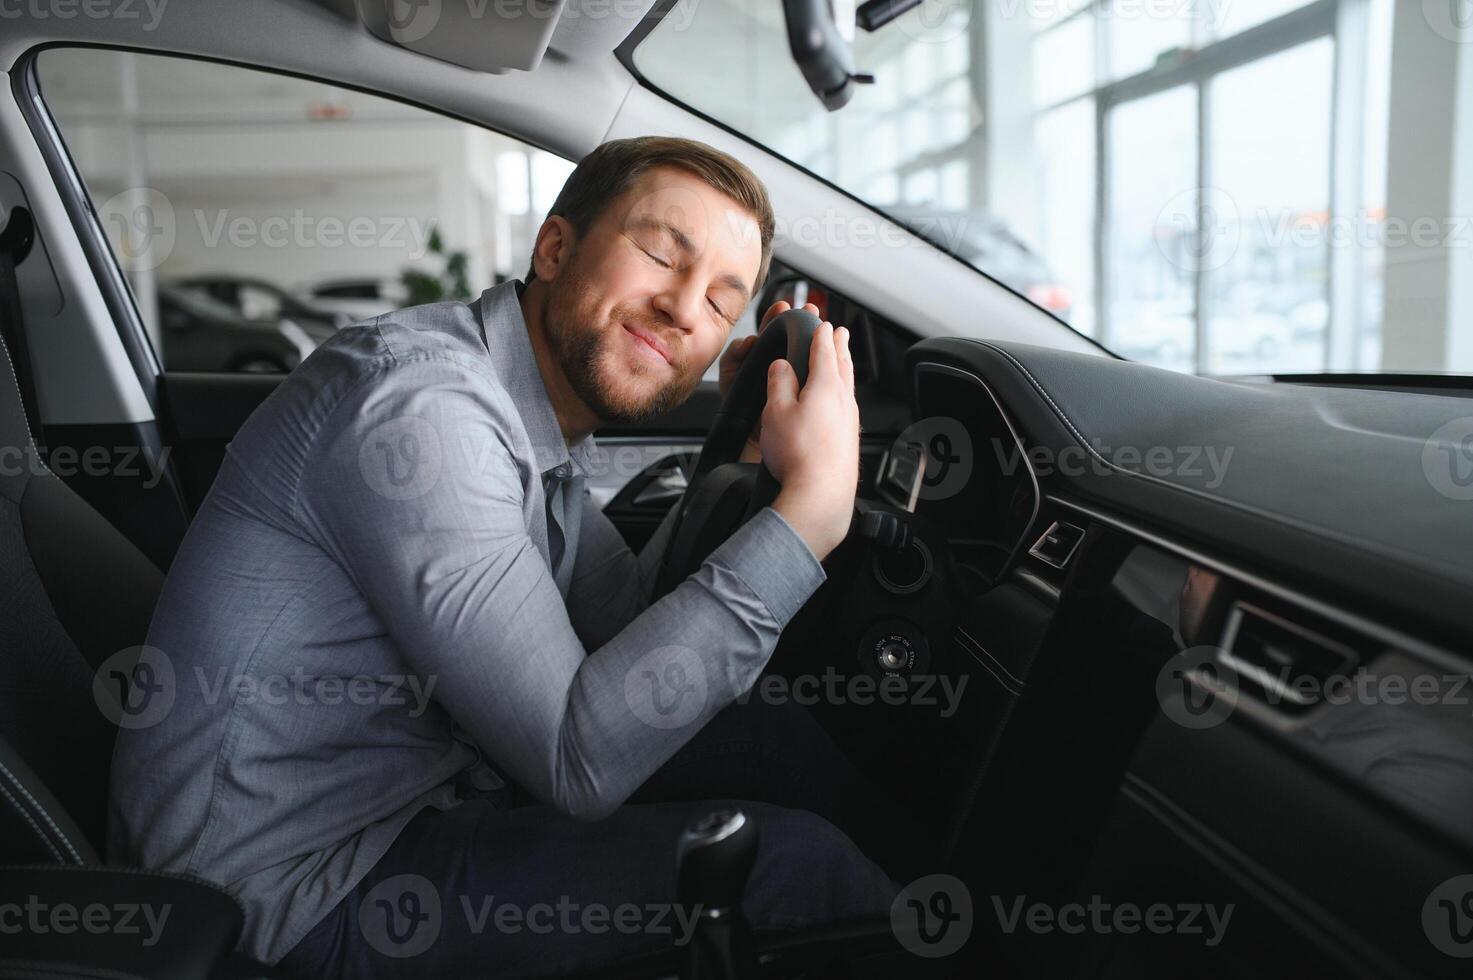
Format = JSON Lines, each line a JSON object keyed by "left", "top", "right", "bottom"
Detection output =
{"left": 651, "top": 309, "right": 821, "bottom": 599}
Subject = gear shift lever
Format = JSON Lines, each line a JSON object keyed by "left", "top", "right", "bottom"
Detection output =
{"left": 676, "top": 809, "right": 760, "bottom": 980}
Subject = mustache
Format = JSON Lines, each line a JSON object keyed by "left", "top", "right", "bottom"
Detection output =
{"left": 610, "top": 308, "right": 683, "bottom": 364}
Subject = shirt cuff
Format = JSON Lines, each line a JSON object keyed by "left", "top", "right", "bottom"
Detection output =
{"left": 707, "top": 505, "right": 828, "bottom": 624}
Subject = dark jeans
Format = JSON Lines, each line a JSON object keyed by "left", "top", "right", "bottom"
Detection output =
{"left": 278, "top": 698, "right": 900, "bottom": 979}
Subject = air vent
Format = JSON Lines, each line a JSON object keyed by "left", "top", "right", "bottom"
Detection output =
{"left": 1028, "top": 521, "right": 1085, "bottom": 569}
{"left": 1219, "top": 602, "right": 1360, "bottom": 710}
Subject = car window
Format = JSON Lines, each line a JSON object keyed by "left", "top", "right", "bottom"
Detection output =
{"left": 633, "top": 0, "right": 1471, "bottom": 378}
{"left": 35, "top": 49, "right": 573, "bottom": 374}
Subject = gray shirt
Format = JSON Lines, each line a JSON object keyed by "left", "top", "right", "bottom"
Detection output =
{"left": 108, "top": 280, "right": 826, "bottom": 964}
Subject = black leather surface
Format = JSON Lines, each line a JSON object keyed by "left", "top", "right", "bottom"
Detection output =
{"left": 906, "top": 338, "right": 1473, "bottom": 648}
{"left": 0, "top": 865, "right": 243, "bottom": 980}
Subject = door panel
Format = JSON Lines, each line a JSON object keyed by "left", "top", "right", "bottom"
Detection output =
{"left": 159, "top": 371, "right": 284, "bottom": 511}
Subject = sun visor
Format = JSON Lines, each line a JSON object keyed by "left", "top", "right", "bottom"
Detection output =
{"left": 354, "top": 0, "right": 568, "bottom": 73}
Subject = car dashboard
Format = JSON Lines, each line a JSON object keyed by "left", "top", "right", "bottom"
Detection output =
{"left": 772, "top": 337, "right": 1473, "bottom": 978}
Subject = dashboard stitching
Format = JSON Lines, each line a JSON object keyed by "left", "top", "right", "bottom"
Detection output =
{"left": 955, "top": 627, "right": 1025, "bottom": 687}
{"left": 951, "top": 629, "right": 1022, "bottom": 695}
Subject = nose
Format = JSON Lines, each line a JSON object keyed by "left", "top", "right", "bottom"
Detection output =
{"left": 651, "top": 273, "right": 703, "bottom": 335}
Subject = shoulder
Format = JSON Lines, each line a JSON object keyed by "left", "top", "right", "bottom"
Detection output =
{"left": 227, "top": 301, "right": 528, "bottom": 508}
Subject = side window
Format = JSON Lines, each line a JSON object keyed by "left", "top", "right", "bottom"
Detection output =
{"left": 36, "top": 49, "right": 573, "bottom": 374}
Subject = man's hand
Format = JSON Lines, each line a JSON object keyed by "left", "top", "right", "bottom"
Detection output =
{"left": 718, "top": 300, "right": 822, "bottom": 463}
{"left": 762, "top": 321, "right": 860, "bottom": 561}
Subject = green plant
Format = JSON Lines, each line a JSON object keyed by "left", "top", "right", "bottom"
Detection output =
{"left": 401, "top": 225, "right": 473, "bottom": 305}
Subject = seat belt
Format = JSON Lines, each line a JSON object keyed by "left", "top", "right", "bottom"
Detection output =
{"left": 0, "top": 205, "right": 41, "bottom": 439}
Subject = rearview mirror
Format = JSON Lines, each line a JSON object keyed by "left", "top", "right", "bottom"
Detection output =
{"left": 782, "top": 0, "right": 869, "bottom": 111}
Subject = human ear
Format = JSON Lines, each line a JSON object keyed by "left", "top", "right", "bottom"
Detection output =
{"left": 531, "top": 216, "right": 576, "bottom": 282}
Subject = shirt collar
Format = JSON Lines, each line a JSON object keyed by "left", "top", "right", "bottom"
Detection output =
{"left": 476, "top": 279, "right": 598, "bottom": 479}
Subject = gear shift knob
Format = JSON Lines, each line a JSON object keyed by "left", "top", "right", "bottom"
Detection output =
{"left": 676, "top": 809, "right": 759, "bottom": 980}
{"left": 677, "top": 809, "right": 758, "bottom": 911}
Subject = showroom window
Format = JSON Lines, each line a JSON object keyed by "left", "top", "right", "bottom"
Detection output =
{"left": 35, "top": 50, "right": 573, "bottom": 374}
{"left": 635, "top": 0, "right": 1450, "bottom": 376}
{"left": 1027, "top": 0, "right": 1359, "bottom": 372}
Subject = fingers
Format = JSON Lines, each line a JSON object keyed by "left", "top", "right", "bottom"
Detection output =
{"left": 760, "top": 300, "right": 790, "bottom": 331}
{"left": 762, "top": 300, "right": 821, "bottom": 332}
{"left": 766, "top": 357, "right": 798, "bottom": 411}
{"left": 835, "top": 326, "right": 855, "bottom": 392}
{"left": 800, "top": 320, "right": 839, "bottom": 397}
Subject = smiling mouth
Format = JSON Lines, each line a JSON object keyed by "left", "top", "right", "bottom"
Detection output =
{"left": 621, "top": 321, "right": 674, "bottom": 366}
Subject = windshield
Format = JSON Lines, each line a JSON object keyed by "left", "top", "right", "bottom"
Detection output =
{"left": 635, "top": 0, "right": 1472, "bottom": 377}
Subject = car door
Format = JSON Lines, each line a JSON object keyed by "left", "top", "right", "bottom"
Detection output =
{"left": 29, "top": 48, "right": 580, "bottom": 542}
{"left": 28, "top": 48, "right": 913, "bottom": 560}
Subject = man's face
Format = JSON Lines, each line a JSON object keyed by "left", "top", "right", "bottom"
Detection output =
{"left": 539, "top": 166, "right": 763, "bottom": 422}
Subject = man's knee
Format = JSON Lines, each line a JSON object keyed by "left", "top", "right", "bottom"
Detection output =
{"left": 739, "top": 805, "right": 897, "bottom": 931}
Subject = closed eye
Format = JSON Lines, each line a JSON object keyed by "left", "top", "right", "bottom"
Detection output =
{"left": 708, "top": 297, "right": 733, "bottom": 324}
{"left": 640, "top": 246, "right": 673, "bottom": 269}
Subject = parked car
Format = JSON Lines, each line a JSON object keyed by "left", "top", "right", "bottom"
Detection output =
{"left": 174, "top": 275, "right": 349, "bottom": 343}
{"left": 882, "top": 204, "right": 1075, "bottom": 321}
{"left": 157, "top": 285, "right": 315, "bottom": 374}
{"left": 298, "top": 276, "right": 408, "bottom": 322}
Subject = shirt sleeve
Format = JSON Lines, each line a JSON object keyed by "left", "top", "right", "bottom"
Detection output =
{"left": 296, "top": 356, "right": 826, "bottom": 820}
{"left": 565, "top": 488, "right": 678, "bottom": 649}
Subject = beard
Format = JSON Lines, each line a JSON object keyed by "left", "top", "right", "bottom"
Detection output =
{"left": 541, "top": 265, "right": 702, "bottom": 423}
